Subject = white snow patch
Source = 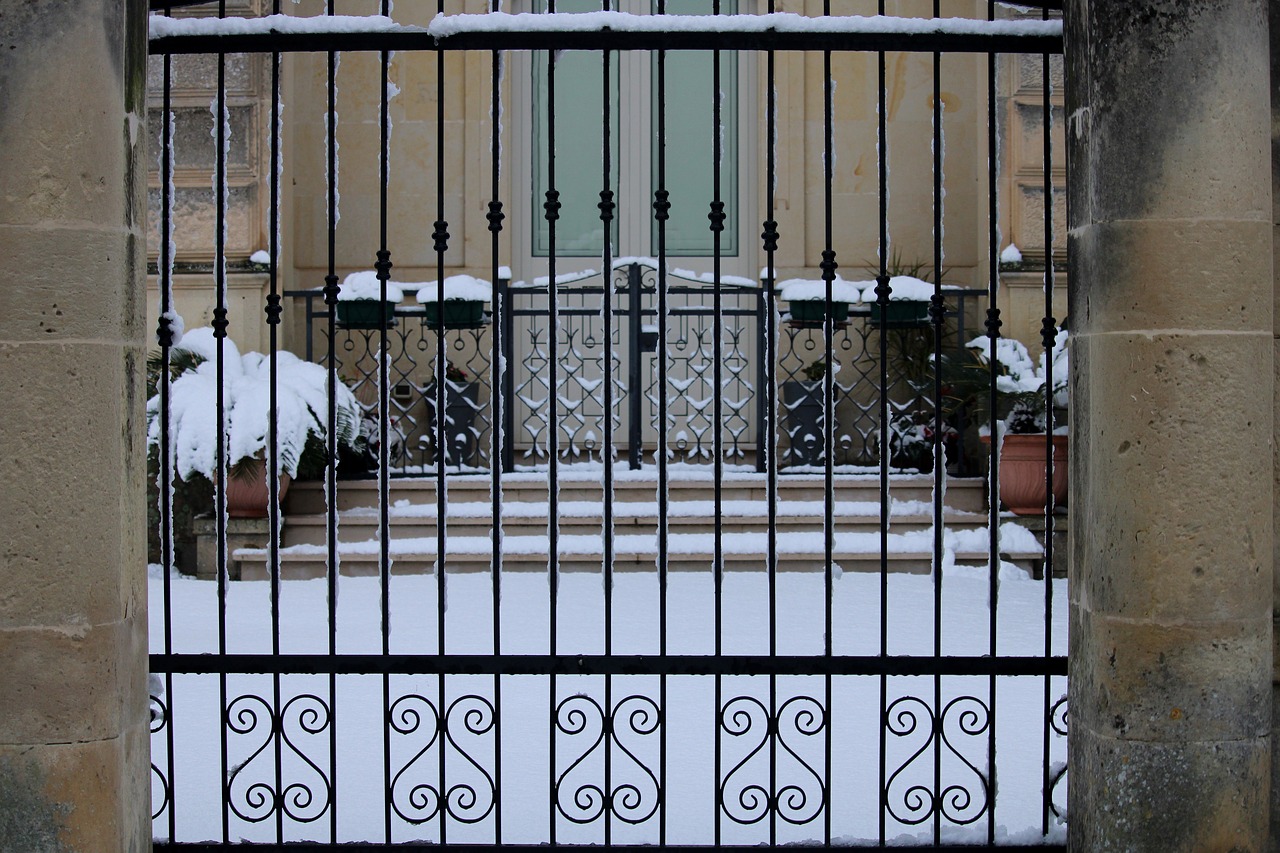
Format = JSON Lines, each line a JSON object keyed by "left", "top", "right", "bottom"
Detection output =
{"left": 413, "top": 275, "right": 493, "bottom": 303}
{"left": 1000, "top": 243, "right": 1022, "bottom": 264}
{"left": 336, "top": 270, "right": 404, "bottom": 302}
{"left": 778, "top": 277, "right": 866, "bottom": 303}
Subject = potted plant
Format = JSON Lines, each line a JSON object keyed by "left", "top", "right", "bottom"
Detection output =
{"left": 416, "top": 275, "right": 492, "bottom": 329}
{"left": 782, "top": 359, "right": 830, "bottom": 467}
{"left": 336, "top": 270, "right": 404, "bottom": 329}
{"left": 940, "top": 330, "right": 1069, "bottom": 515}
{"left": 881, "top": 408, "right": 958, "bottom": 474}
{"left": 147, "top": 327, "right": 362, "bottom": 518}
{"left": 424, "top": 362, "right": 481, "bottom": 468}
{"left": 778, "top": 277, "right": 863, "bottom": 327}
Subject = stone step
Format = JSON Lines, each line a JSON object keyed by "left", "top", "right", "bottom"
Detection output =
{"left": 232, "top": 525, "right": 1041, "bottom": 581}
{"left": 285, "top": 472, "right": 986, "bottom": 514}
{"left": 279, "top": 503, "right": 992, "bottom": 547}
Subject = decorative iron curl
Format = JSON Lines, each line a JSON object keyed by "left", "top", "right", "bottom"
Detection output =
{"left": 1049, "top": 696, "right": 1069, "bottom": 820}
{"left": 442, "top": 694, "right": 498, "bottom": 824}
{"left": 278, "top": 694, "right": 332, "bottom": 824}
{"left": 719, "top": 695, "right": 826, "bottom": 827}
{"left": 773, "top": 696, "right": 827, "bottom": 826}
{"left": 226, "top": 694, "right": 277, "bottom": 823}
{"left": 389, "top": 694, "right": 442, "bottom": 825}
{"left": 554, "top": 694, "right": 607, "bottom": 824}
{"left": 607, "top": 695, "right": 661, "bottom": 825}
{"left": 149, "top": 693, "right": 171, "bottom": 821}
{"left": 884, "top": 696, "right": 937, "bottom": 826}
{"left": 936, "top": 696, "right": 991, "bottom": 826}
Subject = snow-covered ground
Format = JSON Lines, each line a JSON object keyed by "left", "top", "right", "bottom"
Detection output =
{"left": 150, "top": 563, "right": 1067, "bottom": 846}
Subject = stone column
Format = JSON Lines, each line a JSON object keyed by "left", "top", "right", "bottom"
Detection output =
{"left": 1272, "top": 1, "right": 1280, "bottom": 846}
{"left": 0, "top": 1, "right": 151, "bottom": 851}
{"left": 1067, "top": 0, "right": 1273, "bottom": 849}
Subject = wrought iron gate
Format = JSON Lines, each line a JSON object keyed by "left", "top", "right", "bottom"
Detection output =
{"left": 146, "top": 1, "right": 1068, "bottom": 848}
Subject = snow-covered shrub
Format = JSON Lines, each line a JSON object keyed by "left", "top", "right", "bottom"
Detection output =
{"left": 964, "top": 329, "right": 1069, "bottom": 434}
{"left": 146, "top": 327, "right": 362, "bottom": 481}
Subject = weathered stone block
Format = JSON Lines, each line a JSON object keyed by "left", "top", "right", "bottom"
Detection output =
{"left": 1073, "top": 331, "right": 1272, "bottom": 621}
{"left": 1069, "top": 724, "right": 1270, "bottom": 852}
{"left": 1070, "top": 610, "right": 1271, "bottom": 743}
{"left": 1071, "top": 218, "right": 1273, "bottom": 335}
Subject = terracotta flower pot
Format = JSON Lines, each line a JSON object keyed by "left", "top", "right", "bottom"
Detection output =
{"left": 983, "top": 433, "right": 1067, "bottom": 516}
{"left": 226, "top": 456, "right": 292, "bottom": 518}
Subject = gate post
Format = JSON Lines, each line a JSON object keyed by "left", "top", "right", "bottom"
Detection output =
{"left": 0, "top": 1, "right": 151, "bottom": 850}
{"left": 1066, "top": 0, "right": 1273, "bottom": 848}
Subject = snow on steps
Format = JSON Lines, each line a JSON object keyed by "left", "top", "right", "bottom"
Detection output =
{"left": 232, "top": 472, "right": 1041, "bottom": 580}
{"left": 284, "top": 471, "right": 988, "bottom": 514}
{"left": 234, "top": 526, "right": 1041, "bottom": 579}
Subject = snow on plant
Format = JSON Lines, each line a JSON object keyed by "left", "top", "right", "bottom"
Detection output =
{"left": 778, "top": 276, "right": 865, "bottom": 303}
{"left": 413, "top": 274, "right": 493, "bottom": 303}
{"left": 146, "top": 327, "right": 361, "bottom": 481}
{"left": 965, "top": 329, "right": 1068, "bottom": 434}
{"left": 336, "top": 269, "right": 404, "bottom": 302}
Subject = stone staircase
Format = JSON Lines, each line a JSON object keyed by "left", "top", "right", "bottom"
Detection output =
{"left": 229, "top": 470, "right": 1045, "bottom": 579}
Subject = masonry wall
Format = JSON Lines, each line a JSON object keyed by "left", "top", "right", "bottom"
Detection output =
{"left": 0, "top": 0, "right": 151, "bottom": 850}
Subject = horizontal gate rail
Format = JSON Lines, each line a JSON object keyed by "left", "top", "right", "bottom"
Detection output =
{"left": 155, "top": 844, "right": 1064, "bottom": 852}
{"left": 149, "top": 14, "right": 1063, "bottom": 55}
{"left": 150, "top": 652, "right": 1067, "bottom": 678}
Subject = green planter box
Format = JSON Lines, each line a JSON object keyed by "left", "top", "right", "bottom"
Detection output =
{"left": 424, "top": 300, "right": 486, "bottom": 329}
{"left": 788, "top": 300, "right": 850, "bottom": 326}
{"left": 337, "top": 299, "right": 397, "bottom": 329}
{"left": 870, "top": 299, "right": 930, "bottom": 328}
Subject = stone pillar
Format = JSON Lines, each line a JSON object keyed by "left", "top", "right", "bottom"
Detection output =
{"left": 0, "top": 1, "right": 151, "bottom": 851}
{"left": 1067, "top": 0, "right": 1273, "bottom": 849}
{"left": 1272, "top": 2, "right": 1280, "bottom": 846}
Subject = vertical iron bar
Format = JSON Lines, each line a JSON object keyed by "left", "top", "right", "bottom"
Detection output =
{"left": 213, "top": 4, "right": 230, "bottom": 839}
{"left": 544, "top": 15, "right": 561, "bottom": 843}
{"left": 931, "top": 4, "right": 945, "bottom": 841}
{"left": 432, "top": 2, "right": 449, "bottom": 839}
{"left": 762, "top": 8, "right": 778, "bottom": 844}
{"left": 820, "top": 5, "right": 835, "bottom": 843}
{"left": 628, "top": 264, "right": 643, "bottom": 470}
{"left": 268, "top": 6, "right": 284, "bottom": 840}
{"left": 158, "top": 31, "right": 177, "bottom": 844}
{"left": 1040, "top": 6, "right": 1057, "bottom": 835}
{"left": 599, "top": 35, "right": 615, "bottom": 847}
{"left": 653, "top": 15, "right": 669, "bottom": 845}
{"left": 710, "top": 7, "right": 724, "bottom": 842}
{"left": 875, "top": 0, "right": 890, "bottom": 842}
{"left": 985, "top": 1, "right": 1000, "bottom": 843}
{"left": 488, "top": 25, "right": 506, "bottom": 845}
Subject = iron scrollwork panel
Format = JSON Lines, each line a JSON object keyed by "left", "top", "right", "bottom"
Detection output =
{"left": 718, "top": 695, "right": 827, "bottom": 827}
{"left": 225, "top": 692, "right": 333, "bottom": 825}
{"left": 389, "top": 693, "right": 497, "bottom": 826}
{"left": 884, "top": 694, "right": 991, "bottom": 829}
{"left": 555, "top": 693, "right": 662, "bottom": 826}
{"left": 1048, "top": 695, "right": 1068, "bottom": 821}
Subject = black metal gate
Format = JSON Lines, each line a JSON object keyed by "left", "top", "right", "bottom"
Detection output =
{"left": 146, "top": 1, "right": 1068, "bottom": 848}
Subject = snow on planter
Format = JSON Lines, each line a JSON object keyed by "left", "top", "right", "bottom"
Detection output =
{"left": 414, "top": 275, "right": 493, "bottom": 328}
{"left": 336, "top": 269, "right": 405, "bottom": 303}
{"left": 777, "top": 277, "right": 866, "bottom": 303}
{"left": 413, "top": 274, "right": 493, "bottom": 303}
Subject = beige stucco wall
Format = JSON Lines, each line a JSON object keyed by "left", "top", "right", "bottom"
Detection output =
{"left": 144, "top": 0, "right": 1065, "bottom": 361}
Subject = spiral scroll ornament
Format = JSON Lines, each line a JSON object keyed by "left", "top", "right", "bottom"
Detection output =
{"left": 225, "top": 693, "right": 332, "bottom": 825}
{"left": 554, "top": 694, "right": 662, "bottom": 826}
{"left": 389, "top": 694, "right": 443, "bottom": 824}
{"left": 884, "top": 695, "right": 991, "bottom": 828}
{"left": 719, "top": 695, "right": 827, "bottom": 827}
{"left": 150, "top": 693, "right": 171, "bottom": 822}
{"left": 1049, "top": 696, "right": 1069, "bottom": 820}
{"left": 441, "top": 694, "right": 498, "bottom": 824}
